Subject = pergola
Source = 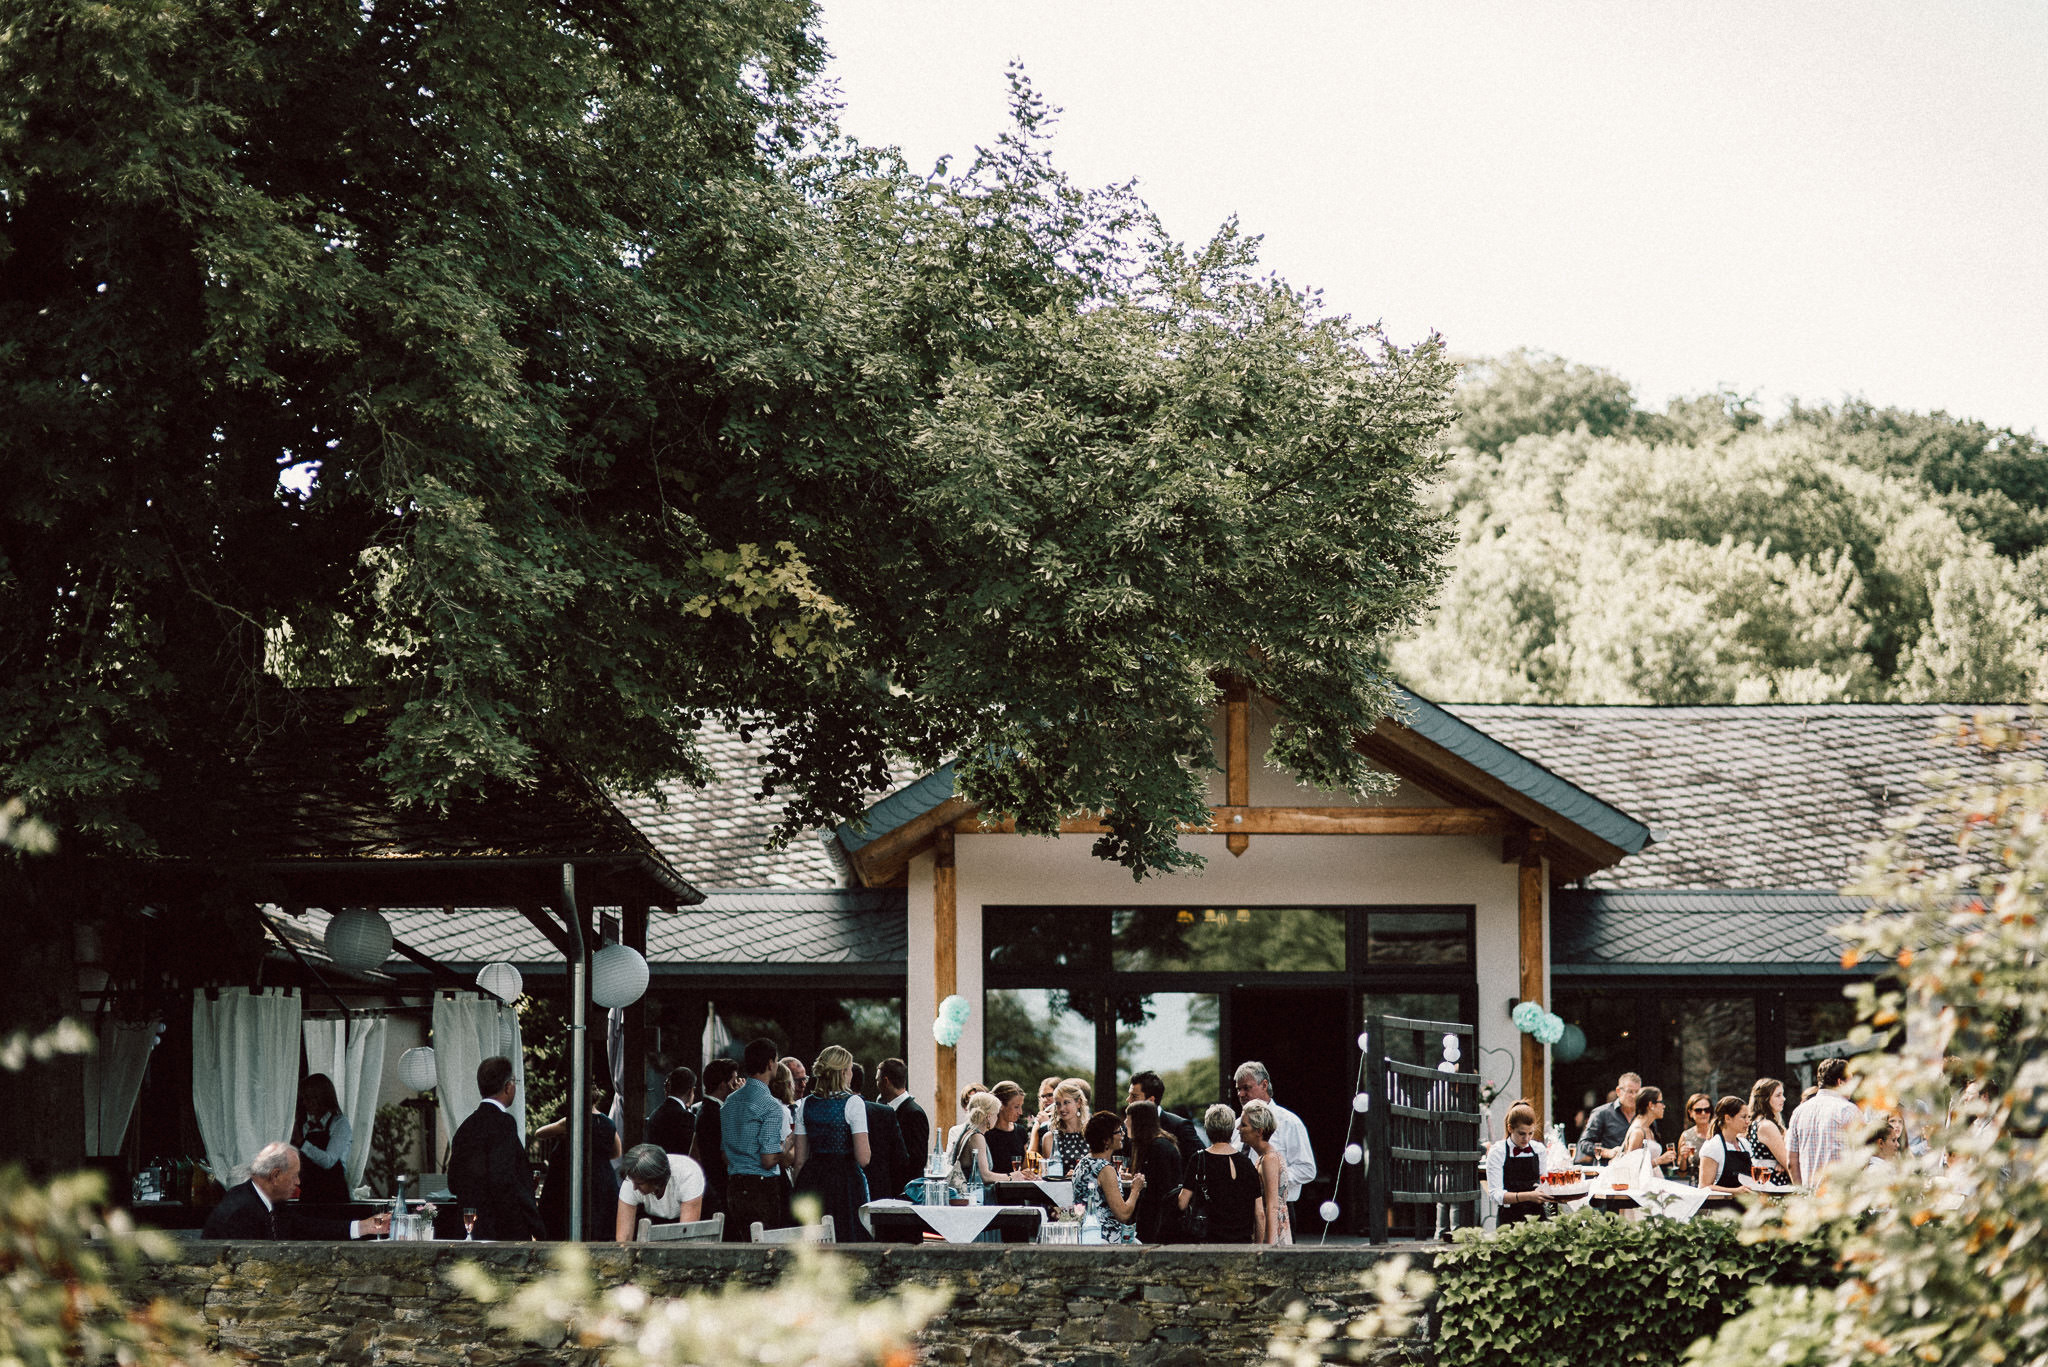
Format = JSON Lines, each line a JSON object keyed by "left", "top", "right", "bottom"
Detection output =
{"left": 115, "top": 688, "right": 701, "bottom": 1237}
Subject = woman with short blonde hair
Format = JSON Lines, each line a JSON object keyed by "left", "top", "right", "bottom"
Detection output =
{"left": 1238, "top": 1099, "right": 1290, "bottom": 1244}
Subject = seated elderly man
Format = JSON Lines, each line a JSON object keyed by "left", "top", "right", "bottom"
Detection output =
{"left": 202, "top": 1142, "right": 391, "bottom": 1240}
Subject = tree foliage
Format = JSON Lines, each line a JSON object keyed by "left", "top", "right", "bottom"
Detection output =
{"left": 1396, "top": 350, "right": 2048, "bottom": 704}
{"left": 1685, "top": 712, "right": 2048, "bottom": 1366}
{"left": 1, "top": 0, "right": 1456, "bottom": 885}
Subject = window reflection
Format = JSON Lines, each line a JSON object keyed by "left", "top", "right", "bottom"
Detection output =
{"left": 984, "top": 989, "right": 1099, "bottom": 1104}
{"left": 1109, "top": 906, "right": 1345, "bottom": 973}
{"left": 1365, "top": 912, "right": 1470, "bottom": 965}
{"left": 1658, "top": 996, "right": 1757, "bottom": 1109}
{"left": 1362, "top": 994, "right": 1467, "bottom": 1066}
{"left": 1117, "top": 992, "right": 1220, "bottom": 1115}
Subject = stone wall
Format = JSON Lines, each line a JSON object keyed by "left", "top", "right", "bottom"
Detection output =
{"left": 135, "top": 1241, "right": 1439, "bottom": 1367}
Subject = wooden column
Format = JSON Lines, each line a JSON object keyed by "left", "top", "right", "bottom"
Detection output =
{"left": 621, "top": 904, "right": 650, "bottom": 1148}
{"left": 1518, "top": 829, "right": 1548, "bottom": 1130}
{"left": 934, "top": 826, "right": 958, "bottom": 1118}
{"left": 1225, "top": 679, "right": 1250, "bottom": 857}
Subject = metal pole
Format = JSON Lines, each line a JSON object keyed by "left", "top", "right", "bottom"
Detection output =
{"left": 562, "top": 863, "right": 589, "bottom": 1243}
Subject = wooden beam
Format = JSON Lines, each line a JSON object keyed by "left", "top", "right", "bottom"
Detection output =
{"left": 516, "top": 902, "right": 576, "bottom": 959}
{"left": 1518, "top": 830, "right": 1548, "bottom": 1131}
{"left": 1225, "top": 680, "right": 1250, "bottom": 857}
{"left": 955, "top": 805, "right": 1510, "bottom": 836}
{"left": 847, "top": 795, "right": 980, "bottom": 888}
{"left": 933, "top": 827, "right": 958, "bottom": 1123}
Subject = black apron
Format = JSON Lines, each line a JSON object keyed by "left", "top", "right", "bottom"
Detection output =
{"left": 1497, "top": 1145, "right": 1544, "bottom": 1225}
{"left": 294, "top": 1115, "right": 351, "bottom": 1203}
{"left": 1709, "top": 1135, "right": 1751, "bottom": 1188}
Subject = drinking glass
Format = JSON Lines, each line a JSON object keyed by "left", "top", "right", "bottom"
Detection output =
{"left": 463, "top": 1208, "right": 478, "bottom": 1240}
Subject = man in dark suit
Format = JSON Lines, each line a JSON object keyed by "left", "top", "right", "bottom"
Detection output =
{"left": 1128, "top": 1071, "right": 1202, "bottom": 1161}
{"left": 850, "top": 1062, "right": 913, "bottom": 1201}
{"left": 447, "top": 1055, "right": 545, "bottom": 1241}
{"left": 646, "top": 1066, "right": 698, "bottom": 1158}
{"left": 876, "top": 1056, "right": 929, "bottom": 1167}
{"left": 202, "top": 1142, "right": 388, "bottom": 1240}
{"left": 690, "top": 1058, "right": 741, "bottom": 1220}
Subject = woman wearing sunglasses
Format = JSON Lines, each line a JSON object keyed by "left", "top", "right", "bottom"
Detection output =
{"left": 1673, "top": 1093, "right": 1715, "bottom": 1183}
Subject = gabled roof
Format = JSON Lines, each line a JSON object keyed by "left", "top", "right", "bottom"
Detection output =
{"left": 1551, "top": 888, "right": 1877, "bottom": 976}
{"left": 833, "top": 687, "right": 1653, "bottom": 885}
{"left": 1442, "top": 703, "right": 2007, "bottom": 891}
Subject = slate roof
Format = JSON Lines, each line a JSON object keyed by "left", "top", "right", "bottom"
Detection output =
{"left": 294, "top": 890, "right": 906, "bottom": 975}
{"left": 1551, "top": 888, "right": 1877, "bottom": 976}
{"left": 1442, "top": 703, "right": 2016, "bottom": 892}
{"left": 611, "top": 724, "right": 853, "bottom": 889}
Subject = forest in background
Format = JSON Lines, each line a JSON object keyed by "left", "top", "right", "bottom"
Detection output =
{"left": 1392, "top": 351, "right": 2048, "bottom": 705}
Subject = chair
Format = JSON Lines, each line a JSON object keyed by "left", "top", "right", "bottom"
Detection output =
{"left": 637, "top": 1215, "right": 725, "bottom": 1243}
{"left": 750, "top": 1215, "right": 836, "bottom": 1244}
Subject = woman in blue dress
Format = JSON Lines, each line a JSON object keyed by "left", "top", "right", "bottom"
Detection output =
{"left": 792, "top": 1044, "right": 872, "bottom": 1241}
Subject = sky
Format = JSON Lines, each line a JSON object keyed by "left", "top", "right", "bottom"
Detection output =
{"left": 818, "top": 1, "right": 2047, "bottom": 436}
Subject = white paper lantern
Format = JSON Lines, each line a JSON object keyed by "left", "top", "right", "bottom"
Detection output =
{"left": 591, "top": 943, "right": 649, "bottom": 1009}
{"left": 1343, "top": 1143, "right": 1363, "bottom": 1166}
{"left": 1438, "top": 1060, "right": 1457, "bottom": 1072}
{"left": 477, "top": 962, "right": 523, "bottom": 1003}
{"left": 1352, "top": 1092, "right": 1370, "bottom": 1113}
{"left": 324, "top": 908, "right": 392, "bottom": 972}
{"left": 1356, "top": 1031, "right": 1370, "bottom": 1051}
{"left": 1441, "top": 1033, "right": 1462, "bottom": 1062}
{"left": 397, "top": 1046, "right": 437, "bottom": 1093}
{"left": 495, "top": 1009, "right": 520, "bottom": 1058}
{"left": 1318, "top": 1200, "right": 1341, "bottom": 1224}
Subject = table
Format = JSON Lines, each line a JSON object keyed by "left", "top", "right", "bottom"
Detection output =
{"left": 861, "top": 1201, "right": 1046, "bottom": 1244}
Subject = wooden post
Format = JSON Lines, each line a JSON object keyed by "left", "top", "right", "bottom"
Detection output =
{"left": 1518, "top": 829, "right": 1548, "bottom": 1130}
{"left": 1225, "top": 679, "right": 1250, "bottom": 857}
{"left": 934, "top": 827, "right": 958, "bottom": 1121}
{"left": 622, "top": 904, "right": 650, "bottom": 1148}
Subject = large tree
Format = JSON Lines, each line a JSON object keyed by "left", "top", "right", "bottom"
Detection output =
{"left": 1, "top": 2, "right": 1456, "bottom": 1159}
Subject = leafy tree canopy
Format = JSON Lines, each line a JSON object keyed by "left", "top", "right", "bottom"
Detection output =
{"left": 1396, "top": 350, "right": 2048, "bottom": 705}
{"left": 1, "top": 0, "right": 1456, "bottom": 881}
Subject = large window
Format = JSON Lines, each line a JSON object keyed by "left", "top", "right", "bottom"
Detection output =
{"left": 983, "top": 989, "right": 1100, "bottom": 1101}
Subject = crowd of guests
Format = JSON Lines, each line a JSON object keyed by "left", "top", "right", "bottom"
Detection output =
{"left": 1484, "top": 1058, "right": 1897, "bottom": 1221}
{"left": 201, "top": 1048, "right": 1320, "bottom": 1246}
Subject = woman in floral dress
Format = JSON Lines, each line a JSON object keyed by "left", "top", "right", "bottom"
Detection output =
{"left": 1071, "top": 1111, "right": 1146, "bottom": 1243}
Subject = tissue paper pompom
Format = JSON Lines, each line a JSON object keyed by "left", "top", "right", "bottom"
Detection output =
{"left": 1318, "top": 1200, "right": 1341, "bottom": 1223}
{"left": 938, "top": 994, "right": 973, "bottom": 1025}
{"left": 1535, "top": 1012, "right": 1566, "bottom": 1046}
{"left": 932, "top": 1014, "right": 965, "bottom": 1048}
{"left": 1511, "top": 1001, "right": 1546, "bottom": 1034}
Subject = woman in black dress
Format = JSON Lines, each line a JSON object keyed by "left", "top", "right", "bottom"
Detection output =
{"left": 537, "top": 1093, "right": 623, "bottom": 1241}
{"left": 984, "top": 1082, "right": 1030, "bottom": 1173}
{"left": 1177, "top": 1103, "right": 1261, "bottom": 1242}
{"left": 1124, "top": 1101, "right": 1182, "bottom": 1244}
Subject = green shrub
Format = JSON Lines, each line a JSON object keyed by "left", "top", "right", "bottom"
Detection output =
{"left": 1432, "top": 1211, "right": 1836, "bottom": 1367}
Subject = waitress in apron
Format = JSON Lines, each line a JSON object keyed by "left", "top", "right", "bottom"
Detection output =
{"left": 1484, "top": 1100, "right": 1554, "bottom": 1226}
{"left": 1695, "top": 1095, "right": 1754, "bottom": 1199}
{"left": 292, "top": 1073, "right": 353, "bottom": 1204}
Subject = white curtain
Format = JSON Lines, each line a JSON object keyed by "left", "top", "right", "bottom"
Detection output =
{"left": 83, "top": 1015, "right": 159, "bottom": 1156}
{"left": 191, "top": 987, "right": 302, "bottom": 1184}
{"left": 302, "top": 1015, "right": 389, "bottom": 1192}
{"left": 433, "top": 993, "right": 525, "bottom": 1162}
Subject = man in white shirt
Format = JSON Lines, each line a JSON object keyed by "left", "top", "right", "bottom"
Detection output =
{"left": 1233, "top": 1060, "right": 1317, "bottom": 1226}
{"left": 1787, "top": 1057, "right": 1865, "bottom": 1187}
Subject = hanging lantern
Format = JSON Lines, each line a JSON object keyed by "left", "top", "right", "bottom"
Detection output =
{"left": 477, "top": 962, "right": 523, "bottom": 1003}
{"left": 590, "top": 943, "right": 649, "bottom": 1009}
{"left": 1318, "top": 1200, "right": 1341, "bottom": 1224}
{"left": 1343, "top": 1143, "right": 1363, "bottom": 1166}
{"left": 397, "top": 1046, "right": 437, "bottom": 1093}
{"left": 324, "top": 909, "right": 392, "bottom": 972}
{"left": 495, "top": 1008, "right": 520, "bottom": 1059}
{"left": 1553, "top": 1022, "right": 1588, "bottom": 1064}
{"left": 1353, "top": 1091, "right": 1371, "bottom": 1113}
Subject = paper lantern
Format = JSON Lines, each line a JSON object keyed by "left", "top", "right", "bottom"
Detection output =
{"left": 1342, "top": 1143, "right": 1363, "bottom": 1166}
{"left": 1318, "top": 1200, "right": 1341, "bottom": 1224}
{"left": 477, "top": 962, "right": 523, "bottom": 1003}
{"left": 324, "top": 909, "right": 392, "bottom": 972}
{"left": 1441, "top": 1033, "right": 1462, "bottom": 1063}
{"left": 495, "top": 1009, "right": 520, "bottom": 1058}
{"left": 1553, "top": 1022, "right": 1588, "bottom": 1064}
{"left": 591, "top": 943, "right": 649, "bottom": 1009}
{"left": 397, "top": 1046, "right": 437, "bottom": 1093}
{"left": 1356, "top": 1031, "right": 1369, "bottom": 1051}
{"left": 1352, "top": 1092, "right": 1370, "bottom": 1113}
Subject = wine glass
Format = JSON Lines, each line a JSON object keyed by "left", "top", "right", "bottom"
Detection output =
{"left": 462, "top": 1207, "right": 478, "bottom": 1241}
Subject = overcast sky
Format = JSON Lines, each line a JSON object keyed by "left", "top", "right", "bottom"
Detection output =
{"left": 819, "top": 1, "right": 2047, "bottom": 436}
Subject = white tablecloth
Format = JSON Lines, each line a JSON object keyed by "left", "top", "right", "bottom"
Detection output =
{"left": 1029, "top": 1179, "right": 1075, "bottom": 1208}
{"left": 860, "top": 1200, "right": 1039, "bottom": 1243}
